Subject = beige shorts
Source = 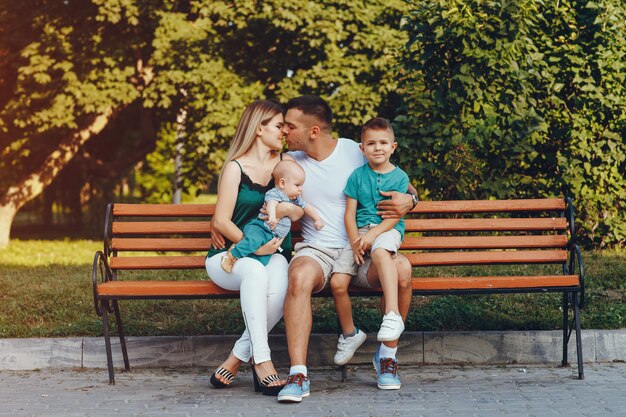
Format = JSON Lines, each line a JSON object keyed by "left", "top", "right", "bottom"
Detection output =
{"left": 332, "top": 225, "right": 402, "bottom": 288}
{"left": 292, "top": 242, "right": 343, "bottom": 292}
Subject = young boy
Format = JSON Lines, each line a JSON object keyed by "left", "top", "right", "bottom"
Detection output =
{"left": 221, "top": 160, "right": 324, "bottom": 272}
{"left": 330, "top": 117, "right": 409, "bottom": 389}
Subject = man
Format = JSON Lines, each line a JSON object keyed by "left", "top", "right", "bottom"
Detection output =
{"left": 277, "top": 95, "right": 418, "bottom": 403}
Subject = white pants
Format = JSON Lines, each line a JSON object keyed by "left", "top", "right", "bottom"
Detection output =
{"left": 205, "top": 253, "right": 288, "bottom": 364}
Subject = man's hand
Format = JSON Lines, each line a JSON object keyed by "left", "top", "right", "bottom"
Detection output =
{"left": 254, "top": 237, "right": 285, "bottom": 256}
{"left": 376, "top": 191, "right": 414, "bottom": 219}
{"left": 210, "top": 218, "right": 226, "bottom": 249}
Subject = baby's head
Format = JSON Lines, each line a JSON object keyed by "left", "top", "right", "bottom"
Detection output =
{"left": 273, "top": 160, "right": 306, "bottom": 199}
{"left": 360, "top": 117, "right": 397, "bottom": 166}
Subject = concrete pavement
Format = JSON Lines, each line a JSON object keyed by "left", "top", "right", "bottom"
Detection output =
{"left": 1, "top": 363, "right": 625, "bottom": 417}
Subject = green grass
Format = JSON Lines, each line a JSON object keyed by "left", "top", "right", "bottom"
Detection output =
{"left": 0, "top": 239, "right": 625, "bottom": 338}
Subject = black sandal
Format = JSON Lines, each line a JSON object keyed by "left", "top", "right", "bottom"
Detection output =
{"left": 210, "top": 367, "right": 235, "bottom": 388}
{"left": 252, "top": 367, "right": 285, "bottom": 396}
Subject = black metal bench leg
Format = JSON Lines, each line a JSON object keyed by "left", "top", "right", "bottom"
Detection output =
{"left": 562, "top": 292, "right": 569, "bottom": 367}
{"left": 573, "top": 292, "right": 584, "bottom": 380}
{"left": 112, "top": 300, "right": 130, "bottom": 371}
{"left": 101, "top": 303, "right": 115, "bottom": 385}
{"left": 340, "top": 365, "right": 347, "bottom": 382}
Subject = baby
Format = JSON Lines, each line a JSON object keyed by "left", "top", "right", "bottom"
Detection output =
{"left": 221, "top": 160, "right": 324, "bottom": 272}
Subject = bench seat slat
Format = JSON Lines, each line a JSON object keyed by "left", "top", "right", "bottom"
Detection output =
{"left": 110, "top": 256, "right": 207, "bottom": 269}
{"left": 402, "top": 235, "right": 568, "bottom": 250}
{"left": 405, "top": 218, "right": 567, "bottom": 232}
{"left": 111, "top": 238, "right": 212, "bottom": 251}
{"left": 406, "top": 250, "right": 567, "bottom": 266}
{"left": 97, "top": 275, "right": 579, "bottom": 298}
{"left": 112, "top": 221, "right": 212, "bottom": 234}
{"left": 113, "top": 204, "right": 215, "bottom": 217}
{"left": 410, "top": 199, "right": 565, "bottom": 213}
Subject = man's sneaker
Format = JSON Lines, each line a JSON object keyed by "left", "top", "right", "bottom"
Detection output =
{"left": 333, "top": 329, "right": 367, "bottom": 365}
{"left": 277, "top": 373, "right": 310, "bottom": 403}
{"left": 377, "top": 311, "right": 405, "bottom": 342}
{"left": 372, "top": 350, "right": 401, "bottom": 390}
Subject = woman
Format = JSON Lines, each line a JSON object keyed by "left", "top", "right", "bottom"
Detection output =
{"left": 205, "top": 100, "right": 299, "bottom": 396}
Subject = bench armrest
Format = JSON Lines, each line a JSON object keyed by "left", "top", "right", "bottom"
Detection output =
{"left": 92, "top": 250, "right": 113, "bottom": 316}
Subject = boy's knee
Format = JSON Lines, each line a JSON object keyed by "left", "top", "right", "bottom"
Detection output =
{"left": 330, "top": 277, "right": 348, "bottom": 296}
{"left": 371, "top": 248, "right": 392, "bottom": 262}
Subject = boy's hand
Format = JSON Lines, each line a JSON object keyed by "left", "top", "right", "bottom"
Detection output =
{"left": 267, "top": 217, "right": 278, "bottom": 230}
{"left": 351, "top": 237, "right": 365, "bottom": 265}
{"left": 314, "top": 218, "right": 325, "bottom": 230}
{"left": 359, "top": 230, "right": 378, "bottom": 253}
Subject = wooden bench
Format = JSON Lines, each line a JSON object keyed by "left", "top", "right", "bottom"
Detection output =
{"left": 92, "top": 197, "right": 584, "bottom": 384}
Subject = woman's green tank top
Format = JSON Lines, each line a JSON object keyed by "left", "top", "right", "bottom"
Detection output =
{"left": 207, "top": 160, "right": 292, "bottom": 261}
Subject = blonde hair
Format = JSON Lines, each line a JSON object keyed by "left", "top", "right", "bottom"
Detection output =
{"left": 219, "top": 100, "right": 283, "bottom": 187}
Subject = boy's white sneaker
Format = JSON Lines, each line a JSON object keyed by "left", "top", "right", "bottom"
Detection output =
{"left": 333, "top": 329, "right": 367, "bottom": 365}
{"left": 377, "top": 312, "right": 405, "bottom": 342}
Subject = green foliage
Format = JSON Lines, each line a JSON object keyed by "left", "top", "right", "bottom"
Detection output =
{"left": 1, "top": 0, "right": 409, "bottom": 217}
{"left": 397, "top": 0, "right": 626, "bottom": 247}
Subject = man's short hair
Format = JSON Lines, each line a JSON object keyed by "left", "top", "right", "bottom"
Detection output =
{"left": 361, "top": 117, "right": 395, "bottom": 141}
{"left": 285, "top": 95, "right": 332, "bottom": 129}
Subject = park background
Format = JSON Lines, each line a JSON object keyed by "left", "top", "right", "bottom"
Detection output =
{"left": 0, "top": 0, "right": 624, "bottom": 339}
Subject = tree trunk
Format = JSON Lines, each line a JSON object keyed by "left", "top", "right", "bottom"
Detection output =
{"left": 0, "top": 107, "right": 116, "bottom": 248}
{"left": 0, "top": 204, "right": 17, "bottom": 249}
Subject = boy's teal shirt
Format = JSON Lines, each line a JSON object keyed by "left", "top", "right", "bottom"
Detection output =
{"left": 343, "top": 163, "right": 410, "bottom": 239}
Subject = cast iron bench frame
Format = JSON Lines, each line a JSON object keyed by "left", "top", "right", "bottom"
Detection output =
{"left": 92, "top": 197, "right": 584, "bottom": 384}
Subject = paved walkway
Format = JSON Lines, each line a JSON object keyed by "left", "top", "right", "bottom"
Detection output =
{"left": 1, "top": 363, "right": 624, "bottom": 417}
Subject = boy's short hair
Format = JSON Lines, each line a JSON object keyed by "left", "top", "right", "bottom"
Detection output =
{"left": 285, "top": 95, "right": 332, "bottom": 130}
{"left": 361, "top": 117, "right": 395, "bottom": 141}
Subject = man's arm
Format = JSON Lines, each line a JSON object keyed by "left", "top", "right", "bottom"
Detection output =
{"left": 376, "top": 183, "right": 418, "bottom": 219}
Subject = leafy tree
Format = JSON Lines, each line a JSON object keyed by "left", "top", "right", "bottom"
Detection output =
{"left": 0, "top": 0, "right": 408, "bottom": 247}
{"left": 397, "top": 0, "right": 626, "bottom": 247}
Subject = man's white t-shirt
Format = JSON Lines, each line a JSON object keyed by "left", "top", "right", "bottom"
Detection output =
{"left": 289, "top": 138, "right": 366, "bottom": 248}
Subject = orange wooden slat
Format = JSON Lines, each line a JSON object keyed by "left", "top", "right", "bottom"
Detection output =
{"left": 402, "top": 235, "right": 568, "bottom": 250}
{"left": 110, "top": 256, "right": 206, "bottom": 269}
{"left": 113, "top": 204, "right": 215, "bottom": 217}
{"left": 404, "top": 218, "right": 567, "bottom": 232}
{"left": 410, "top": 199, "right": 565, "bottom": 213}
{"left": 405, "top": 250, "right": 568, "bottom": 266}
{"left": 409, "top": 275, "right": 580, "bottom": 290}
{"left": 97, "top": 280, "right": 237, "bottom": 297}
{"left": 111, "top": 238, "right": 212, "bottom": 251}
{"left": 113, "top": 221, "right": 212, "bottom": 235}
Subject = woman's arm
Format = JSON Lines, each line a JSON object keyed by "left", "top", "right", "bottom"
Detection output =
{"left": 212, "top": 162, "right": 245, "bottom": 246}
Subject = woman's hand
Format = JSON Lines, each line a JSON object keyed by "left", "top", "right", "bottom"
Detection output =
{"left": 211, "top": 218, "right": 226, "bottom": 249}
{"left": 254, "top": 237, "right": 285, "bottom": 256}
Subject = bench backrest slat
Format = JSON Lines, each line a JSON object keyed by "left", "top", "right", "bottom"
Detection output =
{"left": 405, "top": 218, "right": 567, "bottom": 232}
{"left": 411, "top": 198, "right": 565, "bottom": 213}
{"left": 113, "top": 204, "right": 215, "bottom": 216}
{"left": 111, "top": 238, "right": 212, "bottom": 251}
{"left": 406, "top": 249, "right": 568, "bottom": 266}
{"left": 109, "top": 255, "right": 206, "bottom": 269}
{"left": 112, "top": 221, "right": 212, "bottom": 234}
{"left": 402, "top": 235, "right": 568, "bottom": 250}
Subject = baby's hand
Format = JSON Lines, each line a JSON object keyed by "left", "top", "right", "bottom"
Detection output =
{"left": 314, "top": 218, "right": 325, "bottom": 230}
{"left": 267, "top": 217, "right": 278, "bottom": 230}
